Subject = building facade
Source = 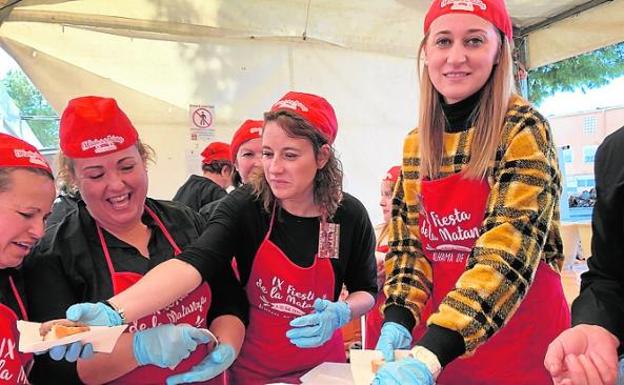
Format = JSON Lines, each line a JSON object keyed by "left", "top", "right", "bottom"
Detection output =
{"left": 549, "top": 106, "right": 624, "bottom": 203}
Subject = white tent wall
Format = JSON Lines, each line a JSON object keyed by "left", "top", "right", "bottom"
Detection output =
{"left": 290, "top": 45, "right": 418, "bottom": 224}
{"left": 0, "top": 18, "right": 417, "bottom": 224}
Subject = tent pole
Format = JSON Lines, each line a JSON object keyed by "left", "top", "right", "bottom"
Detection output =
{"left": 513, "top": 28, "right": 529, "bottom": 99}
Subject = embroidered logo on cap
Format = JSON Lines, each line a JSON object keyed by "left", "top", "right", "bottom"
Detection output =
{"left": 249, "top": 126, "right": 263, "bottom": 135}
{"left": 13, "top": 148, "right": 48, "bottom": 167}
{"left": 272, "top": 99, "right": 309, "bottom": 112}
{"left": 81, "top": 135, "right": 125, "bottom": 154}
{"left": 441, "top": 0, "right": 487, "bottom": 11}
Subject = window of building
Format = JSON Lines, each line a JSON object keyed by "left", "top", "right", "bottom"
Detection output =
{"left": 583, "top": 145, "right": 598, "bottom": 163}
{"left": 562, "top": 148, "right": 573, "bottom": 163}
{"left": 583, "top": 116, "right": 597, "bottom": 135}
{"left": 577, "top": 177, "right": 595, "bottom": 187}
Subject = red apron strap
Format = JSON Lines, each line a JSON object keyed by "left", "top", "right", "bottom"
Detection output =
{"left": 264, "top": 203, "right": 278, "bottom": 241}
{"left": 8, "top": 276, "right": 28, "bottom": 321}
{"left": 97, "top": 204, "right": 184, "bottom": 283}
{"left": 96, "top": 223, "right": 118, "bottom": 293}
{"left": 143, "top": 205, "right": 182, "bottom": 256}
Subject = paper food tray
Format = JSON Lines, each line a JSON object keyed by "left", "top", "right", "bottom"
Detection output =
{"left": 17, "top": 320, "right": 127, "bottom": 354}
{"left": 300, "top": 362, "right": 354, "bottom": 384}
{"left": 349, "top": 349, "right": 412, "bottom": 385}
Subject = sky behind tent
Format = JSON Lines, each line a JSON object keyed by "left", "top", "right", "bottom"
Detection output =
{"left": 0, "top": 48, "right": 15, "bottom": 78}
{"left": 537, "top": 76, "right": 624, "bottom": 116}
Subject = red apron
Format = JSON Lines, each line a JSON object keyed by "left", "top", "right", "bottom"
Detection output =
{"left": 419, "top": 172, "right": 570, "bottom": 385}
{"left": 364, "top": 245, "right": 430, "bottom": 350}
{"left": 230, "top": 206, "right": 346, "bottom": 385}
{"left": 0, "top": 276, "right": 32, "bottom": 384}
{"left": 97, "top": 206, "right": 221, "bottom": 385}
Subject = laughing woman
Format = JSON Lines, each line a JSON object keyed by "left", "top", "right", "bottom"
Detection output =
{"left": 24, "top": 96, "right": 247, "bottom": 385}
{"left": 0, "top": 133, "right": 94, "bottom": 384}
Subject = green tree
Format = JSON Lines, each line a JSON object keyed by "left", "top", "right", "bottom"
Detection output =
{"left": 2, "top": 69, "right": 59, "bottom": 147}
{"left": 528, "top": 42, "right": 624, "bottom": 105}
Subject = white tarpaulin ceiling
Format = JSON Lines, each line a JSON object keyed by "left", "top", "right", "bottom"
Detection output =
{"left": 2, "top": 1, "right": 622, "bottom": 69}
{"left": 0, "top": 0, "right": 622, "bottom": 222}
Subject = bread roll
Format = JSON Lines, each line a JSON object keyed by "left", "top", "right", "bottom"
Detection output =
{"left": 40, "top": 319, "right": 90, "bottom": 341}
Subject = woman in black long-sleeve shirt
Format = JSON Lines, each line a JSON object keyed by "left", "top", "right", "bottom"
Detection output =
{"left": 66, "top": 91, "right": 378, "bottom": 385}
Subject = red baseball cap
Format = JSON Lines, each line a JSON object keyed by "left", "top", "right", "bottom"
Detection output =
{"left": 0, "top": 133, "right": 52, "bottom": 175}
{"left": 59, "top": 96, "right": 139, "bottom": 158}
{"left": 383, "top": 166, "right": 401, "bottom": 184}
{"left": 270, "top": 91, "right": 338, "bottom": 144}
{"left": 201, "top": 142, "right": 231, "bottom": 164}
{"left": 424, "top": 0, "right": 513, "bottom": 41}
{"left": 230, "top": 119, "right": 263, "bottom": 162}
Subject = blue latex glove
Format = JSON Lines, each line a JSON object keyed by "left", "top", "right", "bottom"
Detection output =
{"left": 286, "top": 298, "right": 351, "bottom": 348}
{"left": 35, "top": 342, "right": 94, "bottom": 362}
{"left": 66, "top": 302, "right": 122, "bottom": 326}
{"left": 134, "top": 324, "right": 212, "bottom": 368}
{"left": 372, "top": 356, "right": 434, "bottom": 385}
{"left": 375, "top": 322, "right": 412, "bottom": 362}
{"left": 166, "top": 343, "right": 236, "bottom": 385}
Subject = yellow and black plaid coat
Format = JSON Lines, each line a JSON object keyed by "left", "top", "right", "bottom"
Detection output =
{"left": 383, "top": 96, "right": 564, "bottom": 354}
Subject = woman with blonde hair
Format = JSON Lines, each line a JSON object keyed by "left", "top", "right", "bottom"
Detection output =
{"left": 373, "top": 1, "right": 570, "bottom": 384}
{"left": 0, "top": 133, "right": 98, "bottom": 384}
{"left": 24, "top": 96, "right": 247, "bottom": 385}
{"left": 364, "top": 165, "right": 429, "bottom": 349}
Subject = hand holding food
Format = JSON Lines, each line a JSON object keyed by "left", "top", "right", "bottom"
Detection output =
{"left": 40, "top": 319, "right": 91, "bottom": 341}
{"left": 33, "top": 319, "right": 94, "bottom": 362}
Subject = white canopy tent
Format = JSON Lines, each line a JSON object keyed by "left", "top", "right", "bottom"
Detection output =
{"left": 0, "top": 0, "right": 622, "bottom": 222}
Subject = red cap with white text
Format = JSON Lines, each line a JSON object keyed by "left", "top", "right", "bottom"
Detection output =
{"left": 270, "top": 91, "right": 338, "bottom": 144}
{"left": 424, "top": 0, "right": 513, "bottom": 40}
{"left": 383, "top": 166, "right": 401, "bottom": 184}
{"left": 60, "top": 96, "right": 138, "bottom": 158}
{"left": 230, "top": 120, "right": 263, "bottom": 162}
{"left": 0, "top": 133, "right": 52, "bottom": 175}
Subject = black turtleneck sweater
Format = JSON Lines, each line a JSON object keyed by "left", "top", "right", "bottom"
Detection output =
{"left": 440, "top": 90, "right": 482, "bottom": 132}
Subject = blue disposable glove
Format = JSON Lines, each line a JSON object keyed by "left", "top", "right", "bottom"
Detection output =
{"left": 66, "top": 302, "right": 122, "bottom": 326}
{"left": 166, "top": 343, "right": 236, "bottom": 385}
{"left": 372, "top": 356, "right": 434, "bottom": 385}
{"left": 133, "top": 324, "right": 212, "bottom": 368}
{"left": 375, "top": 322, "right": 412, "bottom": 362}
{"left": 286, "top": 298, "right": 351, "bottom": 348}
{"left": 36, "top": 342, "right": 94, "bottom": 362}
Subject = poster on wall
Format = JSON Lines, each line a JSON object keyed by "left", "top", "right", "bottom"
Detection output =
{"left": 189, "top": 104, "right": 215, "bottom": 140}
{"left": 185, "top": 144, "right": 202, "bottom": 176}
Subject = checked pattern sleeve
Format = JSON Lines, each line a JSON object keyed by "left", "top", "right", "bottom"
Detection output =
{"left": 383, "top": 98, "right": 564, "bottom": 354}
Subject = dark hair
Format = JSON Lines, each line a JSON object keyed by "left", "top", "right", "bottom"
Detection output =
{"left": 231, "top": 169, "right": 243, "bottom": 188}
{"left": 250, "top": 110, "right": 343, "bottom": 217}
{"left": 0, "top": 167, "right": 54, "bottom": 193}
{"left": 202, "top": 159, "right": 234, "bottom": 174}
